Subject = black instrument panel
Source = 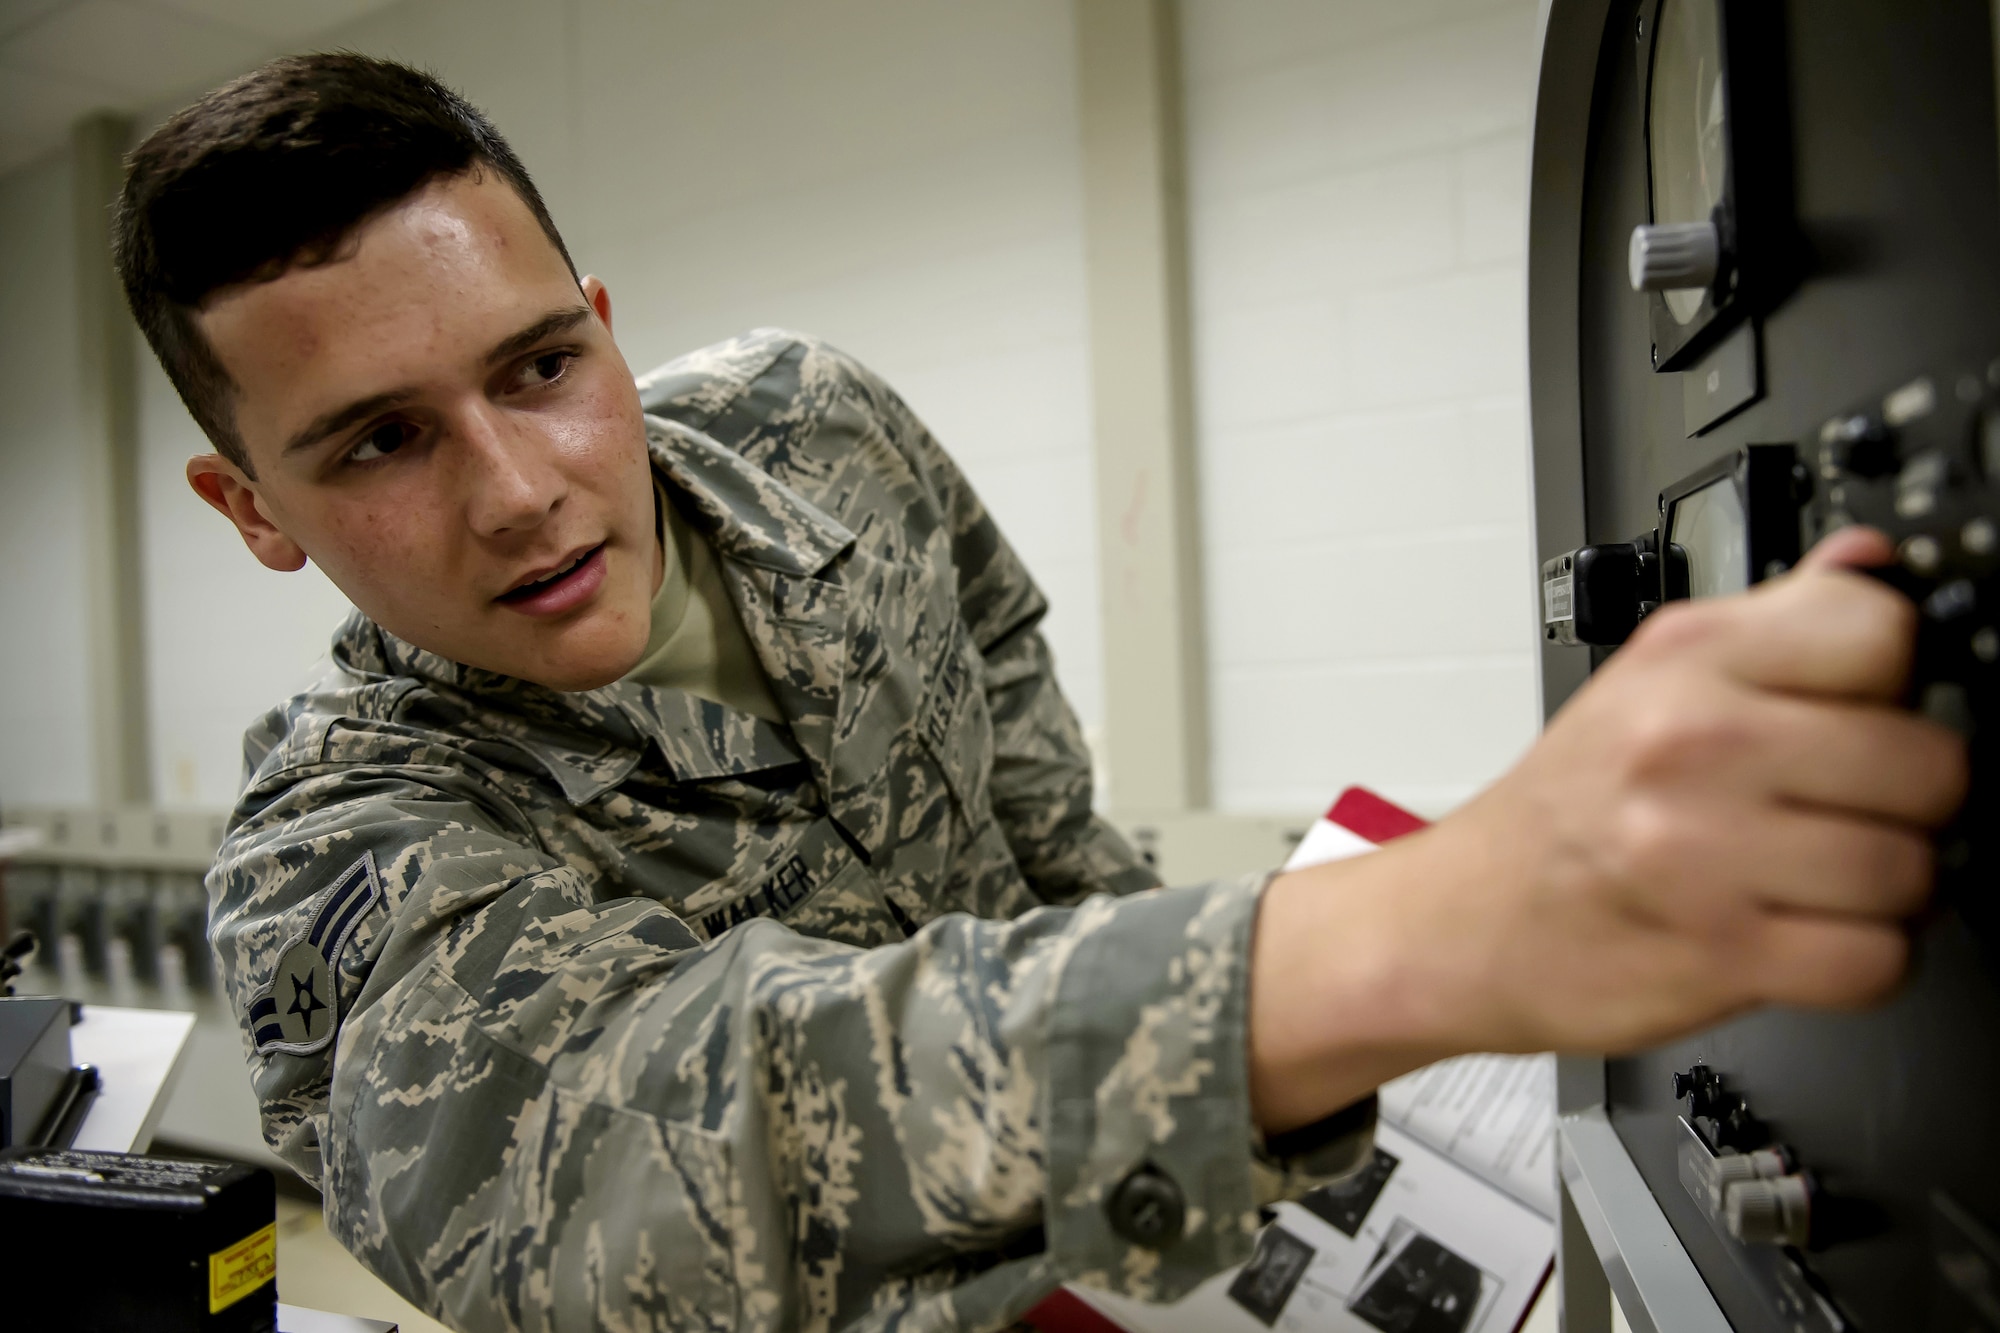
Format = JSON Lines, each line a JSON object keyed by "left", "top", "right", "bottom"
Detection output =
{"left": 1563, "top": 1, "right": 2000, "bottom": 1329}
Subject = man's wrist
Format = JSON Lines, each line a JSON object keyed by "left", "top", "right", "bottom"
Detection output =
{"left": 1245, "top": 828, "right": 1493, "bottom": 1133}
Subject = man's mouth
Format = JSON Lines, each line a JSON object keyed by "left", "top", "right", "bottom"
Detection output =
{"left": 495, "top": 542, "right": 609, "bottom": 616}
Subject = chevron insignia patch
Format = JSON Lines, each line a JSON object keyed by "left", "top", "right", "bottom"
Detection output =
{"left": 248, "top": 851, "right": 382, "bottom": 1057}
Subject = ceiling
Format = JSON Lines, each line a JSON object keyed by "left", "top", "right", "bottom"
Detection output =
{"left": 0, "top": 0, "right": 405, "bottom": 176}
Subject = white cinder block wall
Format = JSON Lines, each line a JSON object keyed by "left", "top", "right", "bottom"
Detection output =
{"left": 117, "top": 0, "right": 1102, "bottom": 809}
{"left": 1181, "top": 0, "right": 1546, "bottom": 816}
{"left": 0, "top": 152, "right": 94, "bottom": 806}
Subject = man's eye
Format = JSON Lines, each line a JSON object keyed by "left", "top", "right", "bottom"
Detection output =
{"left": 523, "top": 351, "right": 573, "bottom": 386}
{"left": 348, "top": 421, "right": 414, "bottom": 463}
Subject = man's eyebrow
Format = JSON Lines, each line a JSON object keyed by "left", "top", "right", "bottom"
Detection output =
{"left": 282, "top": 389, "right": 419, "bottom": 457}
{"left": 279, "top": 307, "right": 595, "bottom": 458}
{"left": 484, "top": 305, "right": 593, "bottom": 367}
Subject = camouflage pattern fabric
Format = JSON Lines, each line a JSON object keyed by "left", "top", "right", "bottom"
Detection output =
{"left": 208, "top": 331, "right": 1373, "bottom": 1332}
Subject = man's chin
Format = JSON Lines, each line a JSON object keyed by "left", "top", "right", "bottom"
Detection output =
{"left": 371, "top": 599, "right": 649, "bottom": 692}
{"left": 507, "top": 647, "right": 644, "bottom": 693}
{"left": 457, "top": 629, "right": 648, "bottom": 694}
{"left": 511, "top": 665, "right": 628, "bottom": 693}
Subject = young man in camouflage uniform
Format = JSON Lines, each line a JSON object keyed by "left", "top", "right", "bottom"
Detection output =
{"left": 120, "top": 54, "right": 1964, "bottom": 1333}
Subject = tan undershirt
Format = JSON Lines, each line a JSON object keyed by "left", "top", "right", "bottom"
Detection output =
{"left": 622, "top": 483, "right": 784, "bottom": 723}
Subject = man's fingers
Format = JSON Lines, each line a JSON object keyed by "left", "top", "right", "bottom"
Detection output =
{"left": 1797, "top": 524, "right": 1896, "bottom": 573}
{"left": 1743, "top": 913, "right": 1911, "bottom": 1010}
{"left": 1737, "top": 810, "right": 1934, "bottom": 918}
{"left": 1614, "top": 800, "right": 1935, "bottom": 923}
{"left": 1745, "top": 694, "right": 1967, "bottom": 825}
{"left": 1620, "top": 684, "right": 1965, "bottom": 824}
{"left": 1678, "top": 563, "right": 1917, "bottom": 699}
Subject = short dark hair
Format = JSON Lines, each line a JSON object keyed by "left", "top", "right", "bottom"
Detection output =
{"left": 115, "top": 52, "right": 576, "bottom": 473}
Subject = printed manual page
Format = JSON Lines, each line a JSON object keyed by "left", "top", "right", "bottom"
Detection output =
{"left": 1379, "top": 1053, "right": 1559, "bottom": 1220}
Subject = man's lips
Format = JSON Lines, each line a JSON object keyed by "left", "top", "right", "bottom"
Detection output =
{"left": 495, "top": 542, "right": 608, "bottom": 616}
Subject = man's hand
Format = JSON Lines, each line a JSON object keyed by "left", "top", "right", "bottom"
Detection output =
{"left": 1248, "top": 528, "right": 1969, "bottom": 1133}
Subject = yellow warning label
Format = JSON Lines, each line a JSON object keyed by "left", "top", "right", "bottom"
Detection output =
{"left": 209, "top": 1221, "right": 277, "bottom": 1313}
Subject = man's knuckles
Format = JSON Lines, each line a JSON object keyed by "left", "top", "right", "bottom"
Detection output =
{"left": 1597, "top": 798, "right": 1759, "bottom": 922}
{"left": 1620, "top": 595, "right": 1725, "bottom": 661}
{"left": 1615, "top": 689, "right": 1760, "bottom": 786}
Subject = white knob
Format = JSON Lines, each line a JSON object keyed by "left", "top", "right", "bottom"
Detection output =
{"left": 1703, "top": 1148, "right": 1791, "bottom": 1211}
{"left": 1724, "top": 1173, "right": 1812, "bottom": 1247}
{"left": 1629, "top": 221, "right": 1721, "bottom": 292}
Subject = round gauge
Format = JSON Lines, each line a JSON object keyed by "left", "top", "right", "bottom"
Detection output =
{"left": 1648, "top": 0, "right": 1729, "bottom": 324}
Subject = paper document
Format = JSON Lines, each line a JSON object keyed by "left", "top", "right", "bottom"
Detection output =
{"left": 1379, "top": 1053, "right": 1558, "bottom": 1220}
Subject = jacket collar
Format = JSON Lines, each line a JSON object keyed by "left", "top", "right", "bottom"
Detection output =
{"left": 642, "top": 414, "right": 855, "bottom": 578}
{"left": 327, "top": 418, "right": 857, "bottom": 803}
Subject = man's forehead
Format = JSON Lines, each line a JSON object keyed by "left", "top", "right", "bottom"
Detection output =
{"left": 196, "top": 173, "right": 579, "bottom": 457}
{"left": 202, "top": 173, "right": 564, "bottom": 344}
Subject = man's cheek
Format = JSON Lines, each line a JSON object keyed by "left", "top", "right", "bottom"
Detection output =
{"left": 322, "top": 510, "right": 448, "bottom": 597}
{"left": 546, "top": 411, "right": 632, "bottom": 472}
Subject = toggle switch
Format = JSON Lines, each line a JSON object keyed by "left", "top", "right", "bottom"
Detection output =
{"left": 1673, "top": 1064, "right": 1725, "bottom": 1119}
{"left": 1713, "top": 1100, "right": 1768, "bottom": 1152}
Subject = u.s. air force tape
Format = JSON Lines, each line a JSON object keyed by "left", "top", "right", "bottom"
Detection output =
{"left": 247, "top": 850, "right": 382, "bottom": 1057}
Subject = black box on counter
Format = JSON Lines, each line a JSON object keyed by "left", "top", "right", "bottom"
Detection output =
{"left": 0, "top": 1148, "right": 277, "bottom": 1331}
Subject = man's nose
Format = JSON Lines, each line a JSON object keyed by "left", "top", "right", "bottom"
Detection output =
{"left": 458, "top": 401, "right": 567, "bottom": 536}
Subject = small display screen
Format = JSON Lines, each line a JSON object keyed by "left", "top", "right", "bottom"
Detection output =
{"left": 1668, "top": 475, "right": 1748, "bottom": 598}
{"left": 1649, "top": 0, "right": 1729, "bottom": 325}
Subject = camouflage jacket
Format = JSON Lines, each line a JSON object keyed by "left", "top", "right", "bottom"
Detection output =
{"left": 209, "top": 331, "right": 1373, "bottom": 1333}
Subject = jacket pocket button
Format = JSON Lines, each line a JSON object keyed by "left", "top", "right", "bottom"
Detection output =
{"left": 1106, "top": 1163, "right": 1186, "bottom": 1248}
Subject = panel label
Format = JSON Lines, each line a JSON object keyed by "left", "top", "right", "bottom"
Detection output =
{"left": 1543, "top": 571, "right": 1574, "bottom": 624}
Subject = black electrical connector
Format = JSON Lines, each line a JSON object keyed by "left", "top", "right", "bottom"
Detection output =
{"left": 1541, "top": 538, "right": 1661, "bottom": 645}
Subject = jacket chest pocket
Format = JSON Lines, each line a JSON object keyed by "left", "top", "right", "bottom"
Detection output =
{"left": 913, "top": 622, "right": 993, "bottom": 821}
{"left": 781, "top": 855, "right": 908, "bottom": 948}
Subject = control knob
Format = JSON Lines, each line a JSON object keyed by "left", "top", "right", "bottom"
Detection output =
{"left": 1725, "top": 1173, "right": 1813, "bottom": 1248}
{"left": 1629, "top": 221, "right": 1721, "bottom": 293}
{"left": 1703, "top": 1147, "right": 1792, "bottom": 1211}
{"left": 1818, "top": 414, "right": 1898, "bottom": 480}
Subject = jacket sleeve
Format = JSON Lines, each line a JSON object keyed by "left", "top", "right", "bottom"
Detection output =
{"left": 211, "top": 761, "right": 1366, "bottom": 1333}
{"left": 806, "top": 340, "right": 1160, "bottom": 908}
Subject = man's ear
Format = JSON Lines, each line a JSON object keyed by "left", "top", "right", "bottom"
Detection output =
{"left": 186, "top": 455, "right": 308, "bottom": 572}
{"left": 582, "top": 274, "right": 613, "bottom": 336}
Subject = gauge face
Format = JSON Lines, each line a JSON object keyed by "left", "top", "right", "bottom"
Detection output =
{"left": 1649, "top": 0, "right": 1729, "bottom": 324}
{"left": 1668, "top": 475, "right": 1748, "bottom": 597}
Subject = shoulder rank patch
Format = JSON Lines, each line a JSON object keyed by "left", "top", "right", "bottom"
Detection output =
{"left": 247, "top": 851, "right": 382, "bottom": 1057}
